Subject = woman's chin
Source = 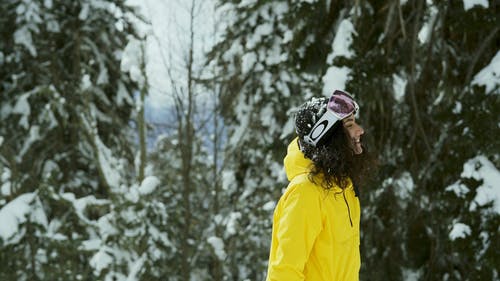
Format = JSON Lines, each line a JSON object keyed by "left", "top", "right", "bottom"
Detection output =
{"left": 354, "top": 144, "right": 363, "bottom": 154}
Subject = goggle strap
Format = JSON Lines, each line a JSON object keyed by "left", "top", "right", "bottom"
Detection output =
{"left": 303, "top": 110, "right": 340, "bottom": 147}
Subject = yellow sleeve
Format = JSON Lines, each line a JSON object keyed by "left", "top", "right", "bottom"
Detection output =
{"left": 267, "top": 184, "right": 323, "bottom": 281}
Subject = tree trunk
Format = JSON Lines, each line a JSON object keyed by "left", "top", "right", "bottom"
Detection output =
{"left": 138, "top": 43, "right": 148, "bottom": 183}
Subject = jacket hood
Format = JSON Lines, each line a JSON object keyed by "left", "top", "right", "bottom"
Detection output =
{"left": 284, "top": 138, "right": 312, "bottom": 181}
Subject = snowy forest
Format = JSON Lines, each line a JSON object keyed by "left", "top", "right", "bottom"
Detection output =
{"left": 0, "top": 0, "right": 499, "bottom": 280}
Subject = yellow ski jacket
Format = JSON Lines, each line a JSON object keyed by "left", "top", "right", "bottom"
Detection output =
{"left": 266, "top": 138, "right": 361, "bottom": 281}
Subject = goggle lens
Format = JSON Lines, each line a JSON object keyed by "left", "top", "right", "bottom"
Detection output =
{"left": 327, "top": 90, "right": 358, "bottom": 118}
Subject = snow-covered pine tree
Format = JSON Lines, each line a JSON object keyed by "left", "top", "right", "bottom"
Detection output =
{"left": 0, "top": 1, "right": 144, "bottom": 280}
{"left": 207, "top": 0, "right": 356, "bottom": 279}
{"left": 428, "top": 2, "right": 500, "bottom": 277}
{"left": 210, "top": 0, "right": 499, "bottom": 280}
{"left": 148, "top": 127, "right": 217, "bottom": 280}
{"left": 345, "top": 1, "right": 499, "bottom": 279}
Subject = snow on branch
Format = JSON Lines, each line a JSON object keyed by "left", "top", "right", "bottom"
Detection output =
{"left": 472, "top": 51, "right": 500, "bottom": 94}
{"left": 80, "top": 112, "right": 122, "bottom": 191}
{"left": 0, "top": 193, "right": 48, "bottom": 245}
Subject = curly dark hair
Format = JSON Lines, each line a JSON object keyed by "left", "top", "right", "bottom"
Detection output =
{"left": 295, "top": 97, "right": 376, "bottom": 191}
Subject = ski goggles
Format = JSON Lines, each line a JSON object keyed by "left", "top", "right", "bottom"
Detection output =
{"left": 303, "top": 90, "right": 359, "bottom": 146}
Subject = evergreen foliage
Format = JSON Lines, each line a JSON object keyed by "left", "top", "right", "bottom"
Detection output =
{"left": 0, "top": 0, "right": 145, "bottom": 279}
{"left": 0, "top": 0, "right": 498, "bottom": 280}
{"left": 148, "top": 129, "right": 217, "bottom": 280}
{"left": 210, "top": 0, "right": 499, "bottom": 280}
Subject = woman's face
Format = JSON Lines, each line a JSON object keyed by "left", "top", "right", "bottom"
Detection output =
{"left": 342, "top": 114, "right": 364, "bottom": 154}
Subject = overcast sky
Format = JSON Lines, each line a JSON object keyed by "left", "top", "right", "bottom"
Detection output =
{"left": 127, "top": 0, "right": 217, "bottom": 113}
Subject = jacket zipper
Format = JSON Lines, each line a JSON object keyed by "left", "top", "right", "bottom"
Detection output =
{"left": 343, "top": 192, "right": 353, "bottom": 227}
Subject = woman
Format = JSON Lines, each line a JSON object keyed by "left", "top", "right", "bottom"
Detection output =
{"left": 266, "top": 90, "right": 375, "bottom": 281}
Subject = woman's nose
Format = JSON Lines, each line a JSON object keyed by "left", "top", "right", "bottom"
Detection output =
{"left": 357, "top": 125, "right": 364, "bottom": 136}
